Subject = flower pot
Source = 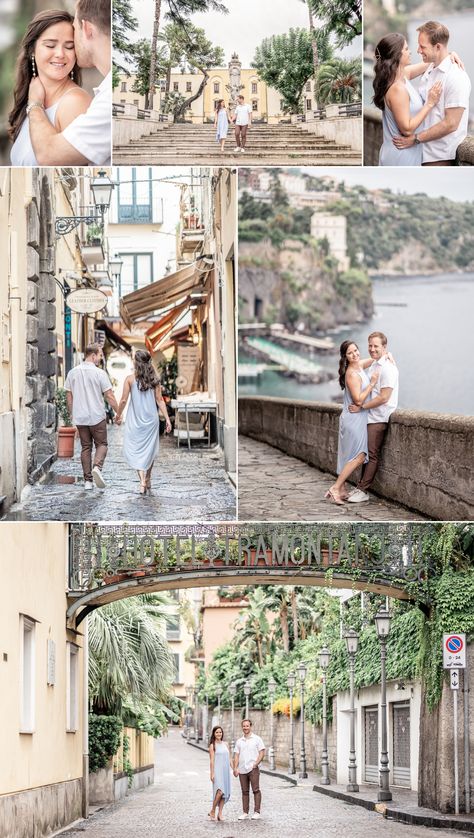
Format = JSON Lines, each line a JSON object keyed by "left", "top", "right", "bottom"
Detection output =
{"left": 57, "top": 426, "right": 76, "bottom": 457}
{"left": 248, "top": 549, "right": 272, "bottom": 567}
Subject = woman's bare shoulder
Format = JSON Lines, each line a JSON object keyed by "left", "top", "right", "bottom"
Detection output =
{"left": 55, "top": 85, "right": 92, "bottom": 129}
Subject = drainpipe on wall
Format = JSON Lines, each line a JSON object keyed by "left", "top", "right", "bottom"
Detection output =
{"left": 82, "top": 618, "right": 89, "bottom": 819}
{"left": 464, "top": 667, "right": 471, "bottom": 813}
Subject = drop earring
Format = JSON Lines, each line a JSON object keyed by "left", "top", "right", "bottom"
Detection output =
{"left": 31, "top": 55, "right": 37, "bottom": 77}
{"left": 70, "top": 68, "right": 74, "bottom": 80}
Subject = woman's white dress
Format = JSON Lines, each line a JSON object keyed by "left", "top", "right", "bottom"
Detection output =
{"left": 212, "top": 742, "right": 231, "bottom": 802}
{"left": 337, "top": 369, "right": 370, "bottom": 474}
{"left": 379, "top": 79, "right": 424, "bottom": 167}
{"left": 123, "top": 381, "right": 160, "bottom": 470}
{"left": 10, "top": 88, "right": 78, "bottom": 165}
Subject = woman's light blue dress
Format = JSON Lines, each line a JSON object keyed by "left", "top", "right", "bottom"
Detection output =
{"left": 212, "top": 742, "right": 231, "bottom": 802}
{"left": 337, "top": 369, "right": 370, "bottom": 474}
{"left": 379, "top": 79, "right": 423, "bottom": 166}
{"left": 123, "top": 380, "right": 159, "bottom": 470}
{"left": 216, "top": 109, "right": 229, "bottom": 141}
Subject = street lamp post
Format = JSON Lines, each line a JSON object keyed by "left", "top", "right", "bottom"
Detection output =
{"left": 216, "top": 686, "right": 222, "bottom": 724}
{"left": 229, "top": 682, "right": 237, "bottom": 752}
{"left": 319, "top": 646, "right": 331, "bottom": 785}
{"left": 345, "top": 629, "right": 359, "bottom": 792}
{"left": 297, "top": 663, "right": 308, "bottom": 778}
{"left": 375, "top": 608, "right": 393, "bottom": 802}
{"left": 204, "top": 693, "right": 209, "bottom": 742}
{"left": 287, "top": 671, "right": 296, "bottom": 774}
{"left": 193, "top": 687, "right": 199, "bottom": 743}
{"left": 268, "top": 677, "right": 276, "bottom": 771}
{"left": 243, "top": 680, "right": 251, "bottom": 719}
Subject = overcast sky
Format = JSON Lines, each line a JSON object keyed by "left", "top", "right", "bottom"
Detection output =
{"left": 299, "top": 167, "right": 474, "bottom": 203}
{"left": 132, "top": 0, "right": 360, "bottom": 65}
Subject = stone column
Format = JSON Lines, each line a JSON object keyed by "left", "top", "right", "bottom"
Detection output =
{"left": 227, "top": 53, "right": 243, "bottom": 111}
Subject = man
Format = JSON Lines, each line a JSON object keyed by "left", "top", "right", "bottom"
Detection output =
{"left": 64, "top": 343, "right": 119, "bottom": 490}
{"left": 233, "top": 719, "right": 265, "bottom": 821}
{"left": 347, "top": 331, "right": 399, "bottom": 503}
{"left": 27, "top": 0, "right": 111, "bottom": 165}
{"left": 393, "top": 21, "right": 471, "bottom": 165}
{"left": 232, "top": 94, "right": 252, "bottom": 153}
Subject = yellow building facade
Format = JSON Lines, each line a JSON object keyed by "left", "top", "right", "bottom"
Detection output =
{"left": 114, "top": 62, "right": 318, "bottom": 124}
{"left": 0, "top": 523, "right": 85, "bottom": 838}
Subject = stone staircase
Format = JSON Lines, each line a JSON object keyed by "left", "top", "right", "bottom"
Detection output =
{"left": 113, "top": 122, "right": 361, "bottom": 165}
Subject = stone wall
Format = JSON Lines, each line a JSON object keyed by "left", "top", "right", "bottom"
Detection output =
{"left": 238, "top": 396, "right": 474, "bottom": 520}
{"left": 26, "top": 171, "right": 58, "bottom": 481}
{"left": 419, "top": 644, "right": 473, "bottom": 813}
{"left": 0, "top": 778, "right": 82, "bottom": 838}
{"left": 210, "top": 702, "right": 337, "bottom": 778}
{"left": 364, "top": 108, "right": 474, "bottom": 166}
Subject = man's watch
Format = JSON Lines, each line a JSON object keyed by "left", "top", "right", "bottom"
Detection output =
{"left": 26, "top": 101, "right": 45, "bottom": 115}
{"left": 413, "top": 134, "right": 421, "bottom": 145}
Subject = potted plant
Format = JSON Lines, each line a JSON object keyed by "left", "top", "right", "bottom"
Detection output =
{"left": 55, "top": 387, "right": 76, "bottom": 457}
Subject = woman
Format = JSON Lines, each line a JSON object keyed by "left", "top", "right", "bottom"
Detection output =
{"left": 214, "top": 99, "right": 230, "bottom": 153}
{"left": 208, "top": 725, "right": 231, "bottom": 822}
{"left": 373, "top": 33, "right": 443, "bottom": 166}
{"left": 115, "top": 350, "right": 172, "bottom": 495}
{"left": 325, "top": 341, "right": 379, "bottom": 505}
{"left": 9, "top": 9, "right": 91, "bottom": 165}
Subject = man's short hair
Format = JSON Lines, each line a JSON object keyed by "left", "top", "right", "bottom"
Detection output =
{"left": 242, "top": 718, "right": 252, "bottom": 725}
{"left": 85, "top": 342, "right": 101, "bottom": 357}
{"left": 417, "top": 21, "right": 449, "bottom": 46}
{"left": 76, "top": 0, "right": 111, "bottom": 35}
{"left": 238, "top": 95, "right": 244, "bottom": 100}
{"left": 368, "top": 331, "right": 388, "bottom": 346}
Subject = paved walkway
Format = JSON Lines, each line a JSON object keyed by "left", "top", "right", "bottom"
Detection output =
{"left": 59, "top": 729, "right": 464, "bottom": 838}
{"left": 4, "top": 426, "right": 236, "bottom": 522}
{"left": 238, "top": 436, "right": 426, "bottom": 522}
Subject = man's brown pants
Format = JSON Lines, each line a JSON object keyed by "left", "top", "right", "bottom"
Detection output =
{"left": 235, "top": 124, "right": 248, "bottom": 148}
{"left": 239, "top": 766, "right": 261, "bottom": 814}
{"left": 357, "top": 422, "right": 388, "bottom": 492}
{"left": 76, "top": 420, "right": 108, "bottom": 482}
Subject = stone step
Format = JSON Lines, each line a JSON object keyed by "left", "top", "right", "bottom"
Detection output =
{"left": 114, "top": 153, "right": 359, "bottom": 164}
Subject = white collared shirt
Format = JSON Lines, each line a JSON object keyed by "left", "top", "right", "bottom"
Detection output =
{"left": 234, "top": 104, "right": 252, "bottom": 125}
{"left": 234, "top": 732, "right": 265, "bottom": 774}
{"left": 65, "top": 361, "right": 112, "bottom": 426}
{"left": 62, "top": 71, "right": 112, "bottom": 164}
{"left": 418, "top": 57, "right": 471, "bottom": 163}
{"left": 366, "top": 355, "right": 399, "bottom": 425}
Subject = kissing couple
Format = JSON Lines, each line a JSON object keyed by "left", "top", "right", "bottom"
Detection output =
{"left": 325, "top": 332, "right": 399, "bottom": 506}
{"left": 373, "top": 20, "right": 471, "bottom": 166}
{"left": 9, "top": 0, "right": 111, "bottom": 167}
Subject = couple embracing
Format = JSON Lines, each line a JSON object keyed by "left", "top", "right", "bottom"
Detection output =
{"left": 326, "top": 332, "right": 399, "bottom": 506}
{"left": 374, "top": 20, "right": 471, "bottom": 166}
{"left": 9, "top": 0, "right": 111, "bottom": 166}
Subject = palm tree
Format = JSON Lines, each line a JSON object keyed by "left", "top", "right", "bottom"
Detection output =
{"left": 316, "top": 57, "right": 362, "bottom": 105}
{"left": 88, "top": 594, "right": 174, "bottom": 715}
{"left": 234, "top": 589, "right": 272, "bottom": 667}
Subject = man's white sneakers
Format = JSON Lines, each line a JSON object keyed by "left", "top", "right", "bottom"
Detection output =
{"left": 238, "top": 813, "right": 249, "bottom": 820}
{"left": 240, "top": 147, "right": 246, "bottom": 152}
{"left": 251, "top": 813, "right": 261, "bottom": 819}
{"left": 92, "top": 466, "right": 106, "bottom": 489}
{"left": 234, "top": 146, "right": 241, "bottom": 152}
{"left": 84, "top": 481, "right": 94, "bottom": 491}
{"left": 347, "top": 489, "right": 370, "bottom": 503}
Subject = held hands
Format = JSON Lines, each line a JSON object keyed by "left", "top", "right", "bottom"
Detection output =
{"left": 233, "top": 769, "right": 239, "bottom": 777}
{"left": 28, "top": 76, "right": 46, "bottom": 105}
{"left": 114, "top": 415, "right": 122, "bottom": 425}
{"left": 427, "top": 80, "right": 443, "bottom": 107}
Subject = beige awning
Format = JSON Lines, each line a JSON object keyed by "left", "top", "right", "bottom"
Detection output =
{"left": 144, "top": 302, "right": 190, "bottom": 353}
{"left": 120, "top": 263, "right": 210, "bottom": 329}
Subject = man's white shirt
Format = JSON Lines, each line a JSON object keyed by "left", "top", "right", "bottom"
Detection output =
{"left": 64, "top": 362, "right": 112, "bottom": 426}
{"left": 234, "top": 733, "right": 265, "bottom": 773}
{"left": 234, "top": 103, "right": 252, "bottom": 126}
{"left": 418, "top": 57, "right": 471, "bottom": 162}
{"left": 62, "top": 71, "right": 112, "bottom": 164}
{"left": 367, "top": 355, "right": 399, "bottom": 424}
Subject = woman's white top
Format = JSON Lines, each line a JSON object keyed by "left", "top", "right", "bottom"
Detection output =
{"left": 10, "top": 87, "right": 80, "bottom": 166}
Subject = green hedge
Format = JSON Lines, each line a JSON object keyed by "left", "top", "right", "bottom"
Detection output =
{"left": 89, "top": 715, "right": 122, "bottom": 774}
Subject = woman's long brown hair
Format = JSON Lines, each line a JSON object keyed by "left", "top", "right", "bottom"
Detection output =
{"left": 372, "top": 33, "right": 405, "bottom": 111}
{"left": 8, "top": 9, "right": 82, "bottom": 142}
{"left": 134, "top": 350, "right": 161, "bottom": 392}
{"left": 338, "top": 340, "right": 358, "bottom": 390}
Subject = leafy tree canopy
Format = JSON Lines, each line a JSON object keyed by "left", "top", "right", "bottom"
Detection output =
{"left": 252, "top": 28, "right": 332, "bottom": 114}
{"left": 308, "top": 0, "right": 362, "bottom": 47}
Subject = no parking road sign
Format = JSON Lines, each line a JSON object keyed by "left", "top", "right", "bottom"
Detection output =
{"left": 443, "top": 633, "right": 466, "bottom": 669}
